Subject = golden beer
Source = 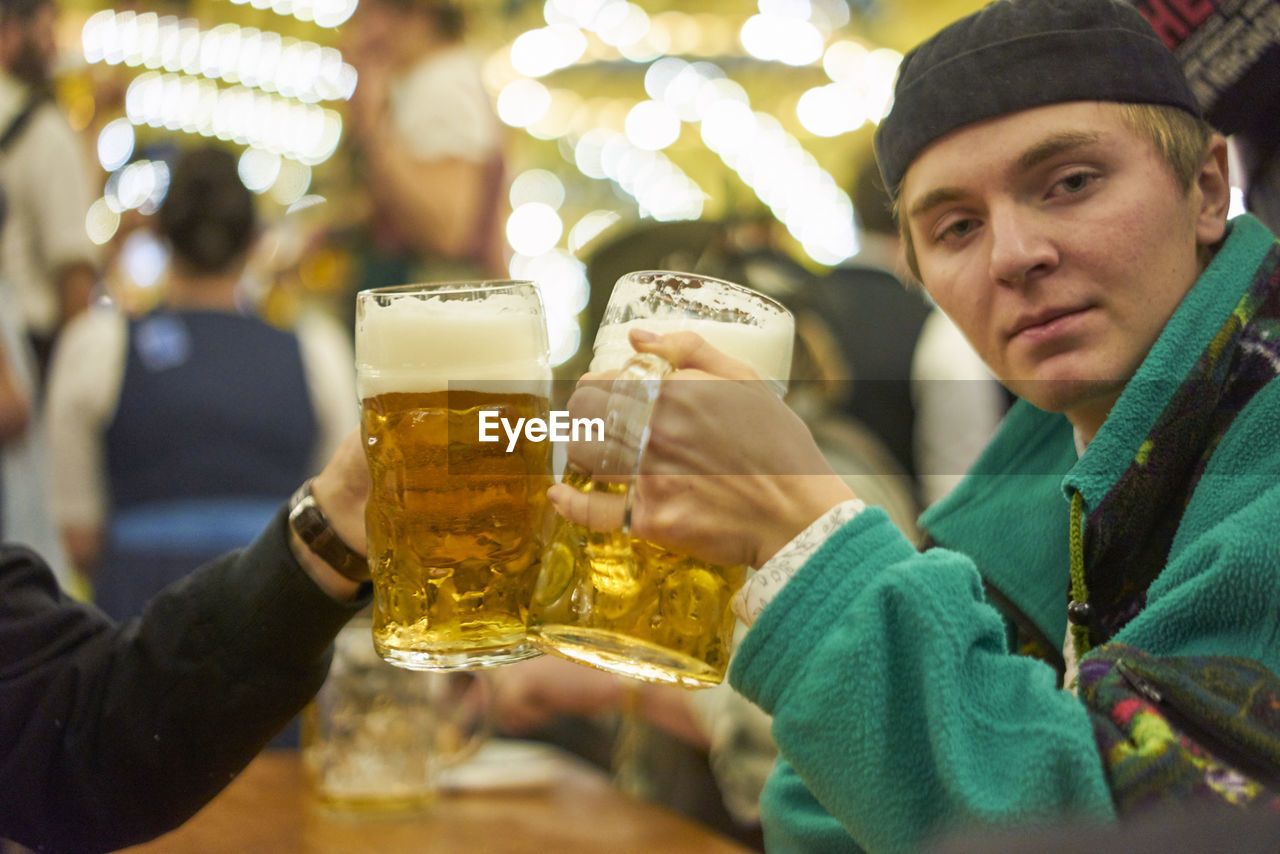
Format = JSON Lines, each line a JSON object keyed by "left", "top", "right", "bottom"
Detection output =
{"left": 531, "top": 470, "right": 748, "bottom": 686}
{"left": 356, "top": 282, "right": 552, "bottom": 670}
{"left": 364, "top": 389, "right": 552, "bottom": 667}
{"left": 528, "top": 272, "right": 794, "bottom": 688}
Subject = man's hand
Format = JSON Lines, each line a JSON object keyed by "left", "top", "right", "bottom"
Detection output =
{"left": 549, "top": 330, "right": 855, "bottom": 569}
{"left": 490, "top": 655, "right": 626, "bottom": 735}
{"left": 290, "top": 429, "right": 370, "bottom": 600}
{"left": 489, "top": 655, "right": 711, "bottom": 749}
{"left": 310, "top": 428, "right": 369, "bottom": 558}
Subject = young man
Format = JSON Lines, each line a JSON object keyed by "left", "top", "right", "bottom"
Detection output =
{"left": 551, "top": 0, "right": 1280, "bottom": 851}
{"left": 1, "top": 430, "right": 371, "bottom": 852}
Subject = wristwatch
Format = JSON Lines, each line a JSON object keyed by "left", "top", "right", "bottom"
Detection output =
{"left": 288, "top": 479, "right": 368, "bottom": 582}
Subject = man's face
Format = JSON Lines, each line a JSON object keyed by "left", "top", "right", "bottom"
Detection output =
{"left": 344, "top": 0, "right": 439, "bottom": 70}
{"left": 900, "top": 101, "right": 1226, "bottom": 431}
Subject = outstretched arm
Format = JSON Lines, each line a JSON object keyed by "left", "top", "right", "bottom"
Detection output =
{"left": 0, "top": 431, "right": 371, "bottom": 852}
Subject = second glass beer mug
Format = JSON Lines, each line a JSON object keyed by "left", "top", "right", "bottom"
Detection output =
{"left": 302, "top": 616, "right": 492, "bottom": 814}
{"left": 356, "top": 281, "right": 553, "bottom": 671}
{"left": 527, "top": 271, "right": 794, "bottom": 687}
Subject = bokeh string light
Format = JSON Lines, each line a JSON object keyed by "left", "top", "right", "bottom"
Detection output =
{"left": 495, "top": 0, "right": 903, "bottom": 361}
{"left": 81, "top": 0, "right": 903, "bottom": 365}
{"left": 122, "top": 72, "right": 342, "bottom": 165}
{"left": 82, "top": 11, "right": 357, "bottom": 104}
{"left": 222, "top": 0, "right": 358, "bottom": 29}
{"left": 81, "top": 7, "right": 349, "bottom": 249}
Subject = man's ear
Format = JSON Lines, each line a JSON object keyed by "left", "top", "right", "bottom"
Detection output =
{"left": 1194, "top": 134, "right": 1232, "bottom": 247}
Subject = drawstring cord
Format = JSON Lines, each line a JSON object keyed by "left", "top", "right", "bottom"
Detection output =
{"left": 1067, "top": 490, "right": 1091, "bottom": 660}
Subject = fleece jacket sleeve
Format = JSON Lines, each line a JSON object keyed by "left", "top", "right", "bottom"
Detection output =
{"left": 729, "top": 508, "right": 1115, "bottom": 854}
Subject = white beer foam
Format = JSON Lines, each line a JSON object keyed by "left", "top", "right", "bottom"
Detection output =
{"left": 591, "top": 316, "right": 794, "bottom": 385}
{"left": 357, "top": 295, "right": 551, "bottom": 398}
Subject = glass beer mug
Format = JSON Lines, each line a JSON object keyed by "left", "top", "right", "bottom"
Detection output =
{"left": 355, "top": 281, "right": 553, "bottom": 671}
{"left": 527, "top": 271, "right": 794, "bottom": 687}
{"left": 302, "top": 616, "right": 492, "bottom": 814}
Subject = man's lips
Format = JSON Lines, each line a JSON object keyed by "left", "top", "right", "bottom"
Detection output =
{"left": 1008, "top": 306, "right": 1093, "bottom": 342}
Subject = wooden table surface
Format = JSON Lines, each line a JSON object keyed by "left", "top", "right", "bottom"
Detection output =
{"left": 119, "top": 748, "right": 755, "bottom": 854}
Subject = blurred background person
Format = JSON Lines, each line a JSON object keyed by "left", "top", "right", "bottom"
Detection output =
{"left": 0, "top": 283, "right": 69, "bottom": 587}
{"left": 44, "top": 145, "right": 356, "bottom": 622}
{"left": 0, "top": 0, "right": 99, "bottom": 385}
{"left": 804, "top": 160, "right": 933, "bottom": 495}
{"left": 910, "top": 310, "right": 1010, "bottom": 508}
{"left": 0, "top": 42, "right": 71, "bottom": 586}
{"left": 341, "top": 0, "right": 507, "bottom": 304}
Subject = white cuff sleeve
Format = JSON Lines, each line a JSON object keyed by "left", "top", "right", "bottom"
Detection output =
{"left": 732, "top": 499, "right": 867, "bottom": 627}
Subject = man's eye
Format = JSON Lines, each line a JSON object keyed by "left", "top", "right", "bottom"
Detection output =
{"left": 1057, "top": 172, "right": 1094, "bottom": 193}
{"left": 939, "top": 218, "right": 978, "bottom": 242}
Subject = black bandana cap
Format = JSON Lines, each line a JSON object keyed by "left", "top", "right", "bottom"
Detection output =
{"left": 874, "top": 0, "right": 1203, "bottom": 197}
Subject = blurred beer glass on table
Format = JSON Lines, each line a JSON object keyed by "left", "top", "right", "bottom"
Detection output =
{"left": 302, "top": 616, "right": 491, "bottom": 814}
{"left": 356, "top": 282, "right": 553, "bottom": 671}
{"left": 527, "top": 271, "right": 794, "bottom": 688}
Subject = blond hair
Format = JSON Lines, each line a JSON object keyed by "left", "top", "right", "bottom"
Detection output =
{"left": 893, "top": 103, "right": 1216, "bottom": 283}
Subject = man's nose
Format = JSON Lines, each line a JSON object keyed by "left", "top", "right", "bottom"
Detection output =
{"left": 987, "top": 205, "right": 1058, "bottom": 286}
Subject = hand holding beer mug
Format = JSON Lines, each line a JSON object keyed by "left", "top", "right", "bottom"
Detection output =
{"left": 528, "top": 271, "right": 794, "bottom": 688}
{"left": 356, "top": 282, "right": 553, "bottom": 671}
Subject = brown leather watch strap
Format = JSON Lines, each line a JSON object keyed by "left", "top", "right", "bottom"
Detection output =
{"left": 288, "top": 479, "right": 367, "bottom": 582}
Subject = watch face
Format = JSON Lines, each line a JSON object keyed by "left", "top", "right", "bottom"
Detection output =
{"left": 294, "top": 497, "right": 326, "bottom": 542}
{"left": 290, "top": 482, "right": 313, "bottom": 517}
{"left": 291, "top": 493, "right": 313, "bottom": 520}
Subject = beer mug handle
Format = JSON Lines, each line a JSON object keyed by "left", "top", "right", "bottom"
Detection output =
{"left": 591, "top": 351, "right": 672, "bottom": 537}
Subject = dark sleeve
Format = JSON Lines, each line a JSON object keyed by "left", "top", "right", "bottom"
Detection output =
{"left": 0, "top": 507, "right": 370, "bottom": 853}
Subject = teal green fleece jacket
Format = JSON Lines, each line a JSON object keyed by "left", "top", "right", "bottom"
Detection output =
{"left": 728, "top": 214, "right": 1280, "bottom": 853}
